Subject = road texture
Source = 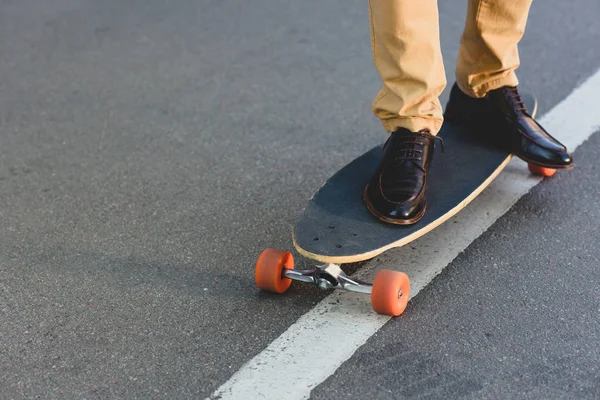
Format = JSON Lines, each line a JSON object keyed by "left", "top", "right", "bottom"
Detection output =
{"left": 0, "top": 0, "right": 599, "bottom": 398}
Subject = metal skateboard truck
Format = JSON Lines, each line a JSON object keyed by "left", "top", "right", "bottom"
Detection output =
{"left": 255, "top": 249, "right": 410, "bottom": 316}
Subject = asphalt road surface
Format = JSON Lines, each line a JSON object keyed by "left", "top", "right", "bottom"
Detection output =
{"left": 1, "top": 0, "right": 599, "bottom": 399}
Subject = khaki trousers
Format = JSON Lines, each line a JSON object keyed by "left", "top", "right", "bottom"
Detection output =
{"left": 368, "top": 0, "right": 532, "bottom": 134}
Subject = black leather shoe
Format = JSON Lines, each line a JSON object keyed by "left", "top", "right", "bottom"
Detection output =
{"left": 445, "top": 83, "right": 573, "bottom": 169}
{"left": 364, "top": 128, "right": 442, "bottom": 225}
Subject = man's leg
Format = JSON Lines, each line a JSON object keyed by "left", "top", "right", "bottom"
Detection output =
{"left": 364, "top": 0, "right": 446, "bottom": 225}
{"left": 456, "top": 0, "right": 529, "bottom": 97}
{"left": 447, "top": 0, "right": 573, "bottom": 170}
{"left": 369, "top": 0, "right": 446, "bottom": 134}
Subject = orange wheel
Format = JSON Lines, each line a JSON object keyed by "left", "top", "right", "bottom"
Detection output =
{"left": 255, "top": 248, "right": 294, "bottom": 294}
{"left": 528, "top": 163, "right": 556, "bottom": 177}
{"left": 371, "top": 270, "right": 410, "bottom": 316}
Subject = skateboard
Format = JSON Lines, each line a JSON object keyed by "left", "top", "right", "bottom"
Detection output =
{"left": 256, "top": 94, "right": 546, "bottom": 317}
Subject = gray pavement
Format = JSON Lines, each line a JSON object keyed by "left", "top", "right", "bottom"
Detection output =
{"left": 0, "top": 0, "right": 599, "bottom": 399}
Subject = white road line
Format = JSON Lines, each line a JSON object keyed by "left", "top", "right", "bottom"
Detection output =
{"left": 210, "top": 69, "right": 600, "bottom": 400}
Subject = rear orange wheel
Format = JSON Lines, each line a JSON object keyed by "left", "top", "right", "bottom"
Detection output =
{"left": 255, "top": 248, "right": 294, "bottom": 294}
{"left": 371, "top": 270, "right": 410, "bottom": 316}
{"left": 528, "top": 163, "right": 556, "bottom": 177}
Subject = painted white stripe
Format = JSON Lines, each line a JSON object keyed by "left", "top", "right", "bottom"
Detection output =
{"left": 210, "top": 69, "right": 600, "bottom": 400}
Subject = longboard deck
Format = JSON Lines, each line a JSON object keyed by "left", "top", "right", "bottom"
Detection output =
{"left": 293, "top": 95, "right": 537, "bottom": 264}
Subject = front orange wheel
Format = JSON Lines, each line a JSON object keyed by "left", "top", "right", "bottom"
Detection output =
{"left": 255, "top": 248, "right": 294, "bottom": 294}
{"left": 371, "top": 270, "right": 410, "bottom": 316}
{"left": 528, "top": 163, "right": 556, "bottom": 177}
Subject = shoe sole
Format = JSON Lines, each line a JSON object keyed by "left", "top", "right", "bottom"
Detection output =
{"left": 515, "top": 153, "right": 574, "bottom": 170}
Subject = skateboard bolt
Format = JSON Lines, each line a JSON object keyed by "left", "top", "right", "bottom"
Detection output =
{"left": 398, "top": 290, "right": 403, "bottom": 299}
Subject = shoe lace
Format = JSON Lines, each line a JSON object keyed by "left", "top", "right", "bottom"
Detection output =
{"left": 505, "top": 87, "right": 527, "bottom": 115}
{"left": 392, "top": 130, "right": 444, "bottom": 172}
